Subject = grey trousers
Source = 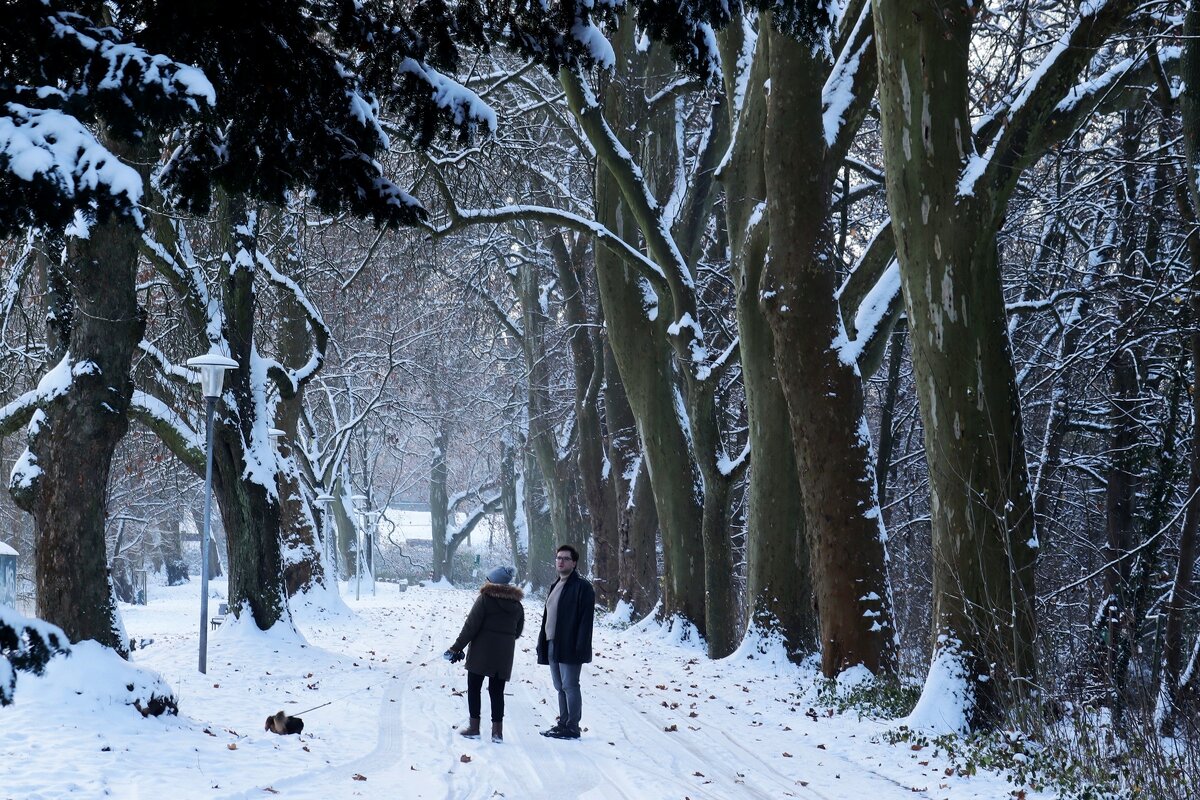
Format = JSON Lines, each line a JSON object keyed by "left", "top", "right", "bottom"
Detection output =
{"left": 548, "top": 641, "right": 583, "bottom": 727}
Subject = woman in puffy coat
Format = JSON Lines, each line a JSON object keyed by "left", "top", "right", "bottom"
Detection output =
{"left": 445, "top": 565, "right": 524, "bottom": 742}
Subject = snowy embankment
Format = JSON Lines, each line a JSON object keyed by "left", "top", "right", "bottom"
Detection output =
{"left": 1, "top": 581, "right": 1037, "bottom": 799}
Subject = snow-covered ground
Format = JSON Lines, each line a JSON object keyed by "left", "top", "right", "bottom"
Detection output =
{"left": 1, "top": 579, "right": 1039, "bottom": 799}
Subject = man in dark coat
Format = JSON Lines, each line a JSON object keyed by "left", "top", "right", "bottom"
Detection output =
{"left": 536, "top": 544, "right": 595, "bottom": 740}
{"left": 445, "top": 565, "right": 524, "bottom": 742}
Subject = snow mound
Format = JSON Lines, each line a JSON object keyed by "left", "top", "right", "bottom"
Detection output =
{"left": 16, "top": 639, "right": 176, "bottom": 718}
{"left": 902, "top": 645, "right": 973, "bottom": 735}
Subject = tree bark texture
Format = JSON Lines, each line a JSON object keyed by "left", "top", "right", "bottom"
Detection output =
{"left": 589, "top": 43, "right": 708, "bottom": 639}
{"left": 551, "top": 233, "right": 619, "bottom": 608}
{"left": 430, "top": 424, "right": 449, "bottom": 581}
{"left": 718, "top": 22, "right": 817, "bottom": 661}
{"left": 1162, "top": 0, "right": 1200, "bottom": 730}
{"left": 603, "top": 341, "right": 661, "bottom": 618}
{"left": 522, "top": 445, "right": 557, "bottom": 590}
{"left": 12, "top": 136, "right": 151, "bottom": 654}
{"left": 276, "top": 272, "right": 326, "bottom": 596}
{"left": 873, "top": 0, "right": 1037, "bottom": 727}
{"left": 761, "top": 25, "right": 897, "bottom": 676}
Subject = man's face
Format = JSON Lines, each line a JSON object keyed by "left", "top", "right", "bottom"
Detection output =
{"left": 555, "top": 551, "right": 575, "bottom": 578}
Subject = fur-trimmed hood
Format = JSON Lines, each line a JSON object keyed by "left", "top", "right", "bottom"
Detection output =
{"left": 481, "top": 582, "right": 524, "bottom": 601}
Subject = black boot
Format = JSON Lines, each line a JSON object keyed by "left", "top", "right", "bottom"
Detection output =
{"left": 491, "top": 720, "right": 503, "bottom": 743}
{"left": 459, "top": 717, "right": 481, "bottom": 739}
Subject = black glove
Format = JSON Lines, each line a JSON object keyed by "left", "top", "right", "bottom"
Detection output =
{"left": 444, "top": 648, "right": 464, "bottom": 663}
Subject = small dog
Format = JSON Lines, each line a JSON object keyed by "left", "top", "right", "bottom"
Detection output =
{"left": 265, "top": 710, "right": 305, "bottom": 735}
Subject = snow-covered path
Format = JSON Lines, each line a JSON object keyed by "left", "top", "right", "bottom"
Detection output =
{"left": 1, "top": 581, "right": 1031, "bottom": 799}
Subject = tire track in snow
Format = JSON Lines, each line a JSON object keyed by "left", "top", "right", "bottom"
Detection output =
{"left": 217, "top": 602, "right": 443, "bottom": 798}
{"left": 589, "top": 673, "right": 803, "bottom": 800}
{"left": 583, "top": 642, "right": 835, "bottom": 800}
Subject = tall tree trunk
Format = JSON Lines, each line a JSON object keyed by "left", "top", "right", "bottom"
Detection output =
{"left": 1102, "top": 120, "right": 1145, "bottom": 708}
{"left": 276, "top": 246, "right": 326, "bottom": 597}
{"left": 718, "top": 21, "right": 816, "bottom": 661}
{"left": 604, "top": 341, "right": 660, "bottom": 618}
{"left": 210, "top": 201, "right": 288, "bottom": 628}
{"left": 430, "top": 423, "right": 449, "bottom": 581}
{"left": 516, "top": 256, "right": 575, "bottom": 579}
{"left": 499, "top": 438, "right": 529, "bottom": 580}
{"left": 589, "top": 41, "right": 707, "bottom": 637}
{"left": 875, "top": 323, "right": 907, "bottom": 507}
{"left": 1162, "top": 1, "right": 1200, "bottom": 729}
{"left": 10, "top": 135, "right": 149, "bottom": 654}
{"left": 523, "top": 444, "right": 556, "bottom": 590}
{"left": 551, "top": 234, "right": 619, "bottom": 608}
{"left": 163, "top": 519, "right": 189, "bottom": 586}
{"left": 874, "top": 0, "right": 1037, "bottom": 727}
{"left": 761, "top": 24, "right": 897, "bottom": 676}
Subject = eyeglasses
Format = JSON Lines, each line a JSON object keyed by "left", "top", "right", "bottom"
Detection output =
{"left": 555, "top": 556, "right": 574, "bottom": 562}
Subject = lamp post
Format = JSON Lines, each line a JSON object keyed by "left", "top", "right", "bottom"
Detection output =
{"left": 187, "top": 350, "right": 238, "bottom": 675}
{"left": 352, "top": 494, "right": 367, "bottom": 601}
{"left": 367, "top": 513, "right": 381, "bottom": 594}
{"left": 314, "top": 492, "right": 335, "bottom": 585}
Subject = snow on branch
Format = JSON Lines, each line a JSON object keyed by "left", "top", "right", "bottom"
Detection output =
{"left": 0, "top": 105, "right": 144, "bottom": 219}
{"left": 959, "top": 0, "right": 1144, "bottom": 201}
{"left": 844, "top": 259, "right": 901, "bottom": 366}
{"left": 129, "top": 390, "right": 204, "bottom": 473}
{"left": 717, "top": 440, "right": 750, "bottom": 479}
{"left": 0, "top": 2, "right": 214, "bottom": 233}
{"left": 140, "top": 225, "right": 225, "bottom": 349}
{"left": 43, "top": 5, "right": 214, "bottom": 112}
{"left": 570, "top": 18, "right": 617, "bottom": 70}
{"left": 433, "top": 198, "right": 668, "bottom": 289}
{"left": 396, "top": 58, "right": 497, "bottom": 137}
{"left": 822, "top": 6, "right": 872, "bottom": 148}
{"left": 448, "top": 489, "right": 504, "bottom": 547}
{"left": 137, "top": 340, "right": 198, "bottom": 389}
{"left": 0, "top": 389, "right": 44, "bottom": 439}
{"left": 1, "top": 351, "right": 77, "bottom": 424}
{"left": 257, "top": 250, "right": 329, "bottom": 390}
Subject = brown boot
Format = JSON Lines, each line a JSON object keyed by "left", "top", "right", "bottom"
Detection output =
{"left": 491, "top": 720, "right": 503, "bottom": 743}
{"left": 459, "top": 717, "right": 481, "bottom": 739}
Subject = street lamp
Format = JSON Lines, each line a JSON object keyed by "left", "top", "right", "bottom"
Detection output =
{"left": 352, "top": 494, "right": 368, "bottom": 601}
{"left": 314, "top": 492, "right": 335, "bottom": 583}
{"left": 267, "top": 427, "right": 285, "bottom": 452}
{"left": 365, "top": 510, "right": 380, "bottom": 596}
{"left": 187, "top": 350, "right": 238, "bottom": 675}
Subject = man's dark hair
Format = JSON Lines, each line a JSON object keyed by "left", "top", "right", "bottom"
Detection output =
{"left": 556, "top": 544, "right": 579, "bottom": 562}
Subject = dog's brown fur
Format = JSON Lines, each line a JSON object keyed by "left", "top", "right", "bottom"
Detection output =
{"left": 265, "top": 710, "right": 304, "bottom": 735}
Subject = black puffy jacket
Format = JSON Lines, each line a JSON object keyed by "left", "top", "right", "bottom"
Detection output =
{"left": 451, "top": 582, "right": 525, "bottom": 680}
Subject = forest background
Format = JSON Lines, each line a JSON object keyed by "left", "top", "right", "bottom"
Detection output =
{"left": 1, "top": 1, "right": 1199, "bottom": 796}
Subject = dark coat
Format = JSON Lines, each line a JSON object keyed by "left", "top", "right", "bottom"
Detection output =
{"left": 536, "top": 570, "right": 595, "bottom": 665}
{"left": 451, "top": 582, "right": 525, "bottom": 681}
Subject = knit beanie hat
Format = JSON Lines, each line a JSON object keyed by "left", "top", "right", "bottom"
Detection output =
{"left": 486, "top": 565, "right": 516, "bottom": 585}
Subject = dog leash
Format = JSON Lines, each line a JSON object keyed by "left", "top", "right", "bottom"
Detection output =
{"left": 289, "top": 638, "right": 448, "bottom": 717}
